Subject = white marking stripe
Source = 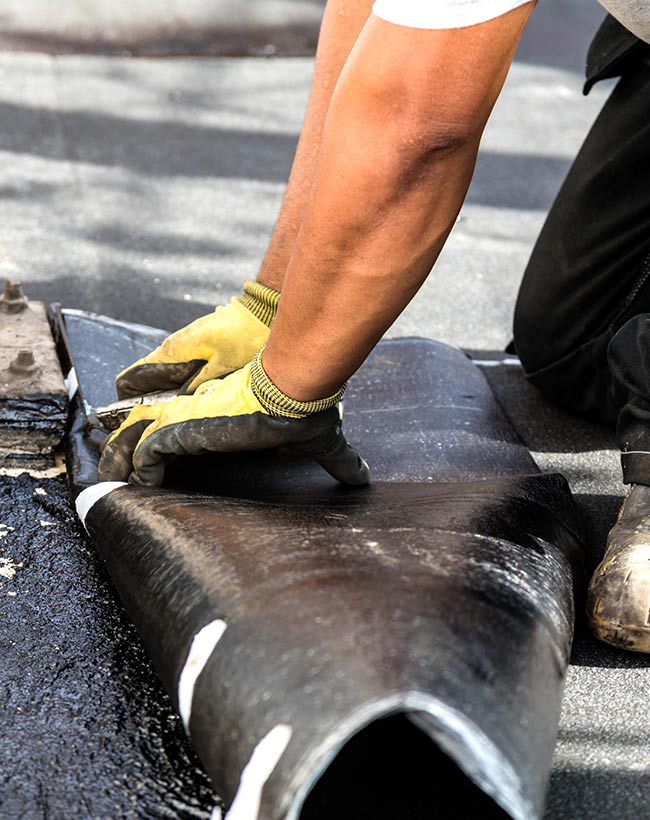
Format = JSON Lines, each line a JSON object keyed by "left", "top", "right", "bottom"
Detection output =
{"left": 211, "top": 808, "right": 223, "bottom": 820}
{"left": 471, "top": 358, "right": 521, "bottom": 367}
{"left": 75, "top": 482, "right": 128, "bottom": 529}
{"left": 225, "top": 725, "right": 293, "bottom": 820}
{"left": 65, "top": 367, "right": 79, "bottom": 400}
{"left": 178, "top": 620, "right": 228, "bottom": 732}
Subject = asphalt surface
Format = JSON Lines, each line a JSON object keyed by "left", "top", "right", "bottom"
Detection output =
{"left": 0, "top": 474, "right": 219, "bottom": 819}
{"left": 2, "top": 0, "right": 650, "bottom": 817}
{"left": 0, "top": 0, "right": 326, "bottom": 56}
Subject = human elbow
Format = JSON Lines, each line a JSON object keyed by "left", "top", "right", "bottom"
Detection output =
{"left": 371, "top": 107, "right": 482, "bottom": 191}
{"left": 399, "top": 116, "right": 479, "bottom": 161}
{"left": 325, "top": 73, "right": 485, "bottom": 197}
{"left": 368, "top": 85, "right": 486, "bottom": 172}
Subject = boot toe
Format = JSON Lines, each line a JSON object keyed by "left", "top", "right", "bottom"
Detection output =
{"left": 588, "top": 544, "right": 650, "bottom": 652}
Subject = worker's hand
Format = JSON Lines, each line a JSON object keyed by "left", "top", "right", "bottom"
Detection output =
{"left": 98, "top": 351, "right": 370, "bottom": 488}
{"left": 115, "top": 281, "right": 279, "bottom": 398}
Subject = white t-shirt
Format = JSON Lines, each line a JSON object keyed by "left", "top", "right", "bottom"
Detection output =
{"left": 372, "top": 0, "right": 650, "bottom": 43}
{"left": 372, "top": 0, "right": 531, "bottom": 29}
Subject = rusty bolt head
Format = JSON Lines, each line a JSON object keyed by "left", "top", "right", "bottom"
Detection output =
{"left": 9, "top": 349, "right": 38, "bottom": 375}
{"left": 0, "top": 280, "right": 28, "bottom": 314}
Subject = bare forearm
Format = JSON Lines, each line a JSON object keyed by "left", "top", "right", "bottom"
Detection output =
{"left": 256, "top": 0, "right": 374, "bottom": 291}
{"left": 263, "top": 7, "right": 534, "bottom": 399}
{"left": 264, "top": 124, "right": 479, "bottom": 398}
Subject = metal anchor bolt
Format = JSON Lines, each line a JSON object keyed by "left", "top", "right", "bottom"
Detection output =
{"left": 0, "top": 280, "right": 28, "bottom": 313}
{"left": 9, "top": 349, "right": 38, "bottom": 375}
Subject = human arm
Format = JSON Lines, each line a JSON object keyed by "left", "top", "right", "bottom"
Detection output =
{"left": 99, "top": 4, "right": 536, "bottom": 487}
{"left": 263, "top": 5, "right": 536, "bottom": 400}
{"left": 116, "top": 0, "right": 375, "bottom": 399}
{"left": 117, "top": 1, "right": 534, "bottom": 403}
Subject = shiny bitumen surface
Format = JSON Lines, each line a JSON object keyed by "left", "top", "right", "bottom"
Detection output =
{"left": 0, "top": 473, "right": 218, "bottom": 818}
{"left": 0, "top": 0, "right": 649, "bottom": 817}
{"left": 66, "top": 318, "right": 582, "bottom": 820}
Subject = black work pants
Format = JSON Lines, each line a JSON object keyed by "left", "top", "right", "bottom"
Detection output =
{"left": 512, "top": 48, "right": 650, "bottom": 485}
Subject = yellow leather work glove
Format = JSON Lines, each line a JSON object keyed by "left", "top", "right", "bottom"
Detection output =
{"left": 115, "top": 280, "right": 279, "bottom": 398}
{"left": 98, "top": 349, "right": 370, "bottom": 488}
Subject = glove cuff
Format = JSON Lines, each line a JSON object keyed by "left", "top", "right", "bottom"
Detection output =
{"left": 237, "top": 280, "right": 280, "bottom": 327}
{"left": 250, "top": 347, "right": 345, "bottom": 419}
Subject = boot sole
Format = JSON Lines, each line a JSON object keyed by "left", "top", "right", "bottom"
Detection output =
{"left": 588, "top": 614, "right": 650, "bottom": 653}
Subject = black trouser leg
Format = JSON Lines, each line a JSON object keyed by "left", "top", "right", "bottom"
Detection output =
{"left": 512, "top": 52, "right": 650, "bottom": 482}
{"left": 608, "top": 315, "right": 650, "bottom": 483}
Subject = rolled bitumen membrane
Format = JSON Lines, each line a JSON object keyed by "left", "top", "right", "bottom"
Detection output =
{"left": 61, "top": 310, "right": 584, "bottom": 820}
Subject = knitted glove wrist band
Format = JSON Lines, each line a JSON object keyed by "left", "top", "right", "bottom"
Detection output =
{"left": 250, "top": 347, "right": 345, "bottom": 419}
{"left": 237, "top": 280, "right": 281, "bottom": 327}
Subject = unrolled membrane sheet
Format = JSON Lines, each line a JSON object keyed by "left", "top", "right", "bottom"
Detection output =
{"left": 59, "top": 310, "right": 584, "bottom": 820}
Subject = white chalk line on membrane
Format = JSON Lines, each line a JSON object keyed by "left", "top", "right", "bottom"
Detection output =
{"left": 178, "top": 619, "right": 228, "bottom": 733}
{"left": 225, "top": 724, "right": 293, "bottom": 820}
{"left": 64, "top": 367, "right": 79, "bottom": 400}
{"left": 75, "top": 481, "right": 128, "bottom": 529}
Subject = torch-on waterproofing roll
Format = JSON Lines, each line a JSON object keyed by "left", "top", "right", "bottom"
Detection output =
{"left": 62, "top": 314, "right": 583, "bottom": 820}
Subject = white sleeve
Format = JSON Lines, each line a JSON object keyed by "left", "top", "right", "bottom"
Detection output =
{"left": 372, "top": 0, "right": 533, "bottom": 29}
{"left": 597, "top": 0, "right": 650, "bottom": 43}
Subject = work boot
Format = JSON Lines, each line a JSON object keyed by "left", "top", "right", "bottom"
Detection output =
{"left": 588, "top": 483, "right": 650, "bottom": 652}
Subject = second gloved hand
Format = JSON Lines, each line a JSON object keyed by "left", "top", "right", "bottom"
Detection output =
{"left": 98, "top": 349, "right": 370, "bottom": 488}
{"left": 115, "top": 280, "right": 280, "bottom": 398}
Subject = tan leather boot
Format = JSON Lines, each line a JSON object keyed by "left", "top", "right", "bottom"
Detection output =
{"left": 588, "top": 484, "right": 650, "bottom": 652}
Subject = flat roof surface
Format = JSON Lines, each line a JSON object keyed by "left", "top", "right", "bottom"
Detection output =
{"left": 1, "top": 1, "right": 648, "bottom": 817}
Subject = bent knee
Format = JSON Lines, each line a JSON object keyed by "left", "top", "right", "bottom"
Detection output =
{"left": 512, "top": 294, "right": 573, "bottom": 377}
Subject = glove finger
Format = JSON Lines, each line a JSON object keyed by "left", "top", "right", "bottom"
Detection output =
{"left": 291, "top": 424, "right": 370, "bottom": 486}
{"left": 97, "top": 418, "right": 154, "bottom": 482}
{"left": 97, "top": 402, "right": 163, "bottom": 482}
{"left": 116, "top": 360, "right": 206, "bottom": 399}
{"left": 315, "top": 435, "right": 370, "bottom": 486}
